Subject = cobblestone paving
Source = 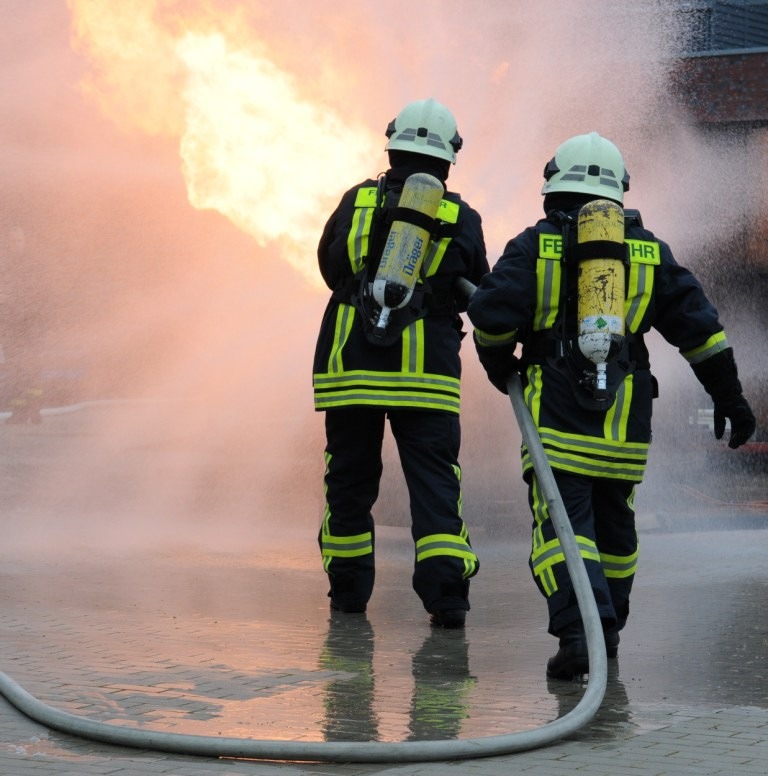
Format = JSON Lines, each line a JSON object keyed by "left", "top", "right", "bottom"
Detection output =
{"left": 0, "top": 406, "right": 766, "bottom": 775}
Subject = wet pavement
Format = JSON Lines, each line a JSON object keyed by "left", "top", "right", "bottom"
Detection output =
{"left": 0, "top": 404, "right": 767, "bottom": 775}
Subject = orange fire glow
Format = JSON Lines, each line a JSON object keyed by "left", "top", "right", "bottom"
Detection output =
{"left": 67, "top": 0, "right": 381, "bottom": 284}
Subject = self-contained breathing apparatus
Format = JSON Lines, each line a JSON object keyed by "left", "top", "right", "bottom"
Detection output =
{"left": 350, "top": 172, "right": 447, "bottom": 346}
{"left": 530, "top": 202, "right": 647, "bottom": 411}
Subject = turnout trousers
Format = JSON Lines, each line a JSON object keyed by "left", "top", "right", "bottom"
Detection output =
{"left": 319, "top": 407, "right": 479, "bottom": 613}
{"left": 527, "top": 469, "right": 639, "bottom": 636}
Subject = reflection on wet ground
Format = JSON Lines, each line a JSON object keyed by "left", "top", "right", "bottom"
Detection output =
{"left": 0, "top": 406, "right": 766, "bottom": 765}
{"left": 1, "top": 525, "right": 767, "bottom": 748}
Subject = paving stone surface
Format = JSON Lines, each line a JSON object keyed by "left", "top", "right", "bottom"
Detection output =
{"left": 1, "top": 405, "right": 766, "bottom": 775}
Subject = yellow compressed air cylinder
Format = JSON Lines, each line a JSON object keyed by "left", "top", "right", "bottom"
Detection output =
{"left": 371, "top": 172, "right": 443, "bottom": 337}
{"left": 576, "top": 199, "right": 626, "bottom": 391}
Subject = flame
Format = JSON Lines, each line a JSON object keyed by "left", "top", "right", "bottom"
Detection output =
{"left": 67, "top": 0, "right": 381, "bottom": 284}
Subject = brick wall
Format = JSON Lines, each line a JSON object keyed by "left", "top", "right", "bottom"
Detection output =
{"left": 671, "top": 51, "right": 768, "bottom": 125}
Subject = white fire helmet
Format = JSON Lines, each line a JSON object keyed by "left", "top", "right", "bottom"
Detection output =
{"left": 385, "top": 98, "right": 463, "bottom": 164}
{"left": 541, "top": 131, "right": 630, "bottom": 203}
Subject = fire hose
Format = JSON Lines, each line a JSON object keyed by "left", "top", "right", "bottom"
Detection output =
{"left": 0, "top": 279, "right": 606, "bottom": 763}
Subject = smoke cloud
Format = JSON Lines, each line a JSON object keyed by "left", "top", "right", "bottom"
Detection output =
{"left": 0, "top": 1, "right": 763, "bottom": 553}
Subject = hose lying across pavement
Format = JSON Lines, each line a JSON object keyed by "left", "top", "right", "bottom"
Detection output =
{"left": 0, "top": 281, "right": 606, "bottom": 762}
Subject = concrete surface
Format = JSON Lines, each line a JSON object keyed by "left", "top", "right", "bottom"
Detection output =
{"left": 0, "top": 404, "right": 767, "bottom": 775}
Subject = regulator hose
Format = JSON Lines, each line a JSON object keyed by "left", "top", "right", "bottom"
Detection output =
{"left": 0, "top": 287, "right": 607, "bottom": 762}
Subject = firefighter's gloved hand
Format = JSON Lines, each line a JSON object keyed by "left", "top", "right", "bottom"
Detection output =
{"left": 713, "top": 395, "right": 756, "bottom": 449}
{"left": 486, "top": 363, "right": 520, "bottom": 394}
{"left": 691, "top": 347, "right": 755, "bottom": 448}
{"left": 476, "top": 344, "right": 520, "bottom": 394}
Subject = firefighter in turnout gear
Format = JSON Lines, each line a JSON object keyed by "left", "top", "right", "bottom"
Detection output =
{"left": 467, "top": 132, "right": 756, "bottom": 677}
{"left": 313, "top": 98, "right": 488, "bottom": 628}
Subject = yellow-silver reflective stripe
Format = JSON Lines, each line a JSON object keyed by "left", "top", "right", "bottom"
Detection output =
{"left": 530, "top": 476, "right": 601, "bottom": 597}
{"left": 531, "top": 529, "right": 558, "bottom": 595}
{"left": 347, "top": 186, "right": 378, "bottom": 274}
{"left": 320, "top": 451, "right": 373, "bottom": 569}
{"left": 473, "top": 328, "right": 517, "bottom": 347}
{"left": 314, "top": 299, "right": 461, "bottom": 411}
{"left": 523, "top": 364, "right": 544, "bottom": 426}
{"left": 534, "top": 232, "right": 561, "bottom": 332}
{"left": 402, "top": 319, "right": 425, "bottom": 373}
{"left": 422, "top": 198, "right": 459, "bottom": 278}
{"left": 625, "top": 262, "right": 653, "bottom": 334}
{"left": 531, "top": 477, "right": 601, "bottom": 596}
{"left": 313, "top": 371, "right": 461, "bottom": 412}
{"left": 530, "top": 477, "right": 556, "bottom": 595}
{"left": 314, "top": 372, "right": 461, "bottom": 393}
{"left": 527, "top": 454, "right": 646, "bottom": 480}
{"left": 320, "top": 531, "right": 373, "bottom": 557}
{"left": 534, "top": 254, "right": 561, "bottom": 331}
{"left": 421, "top": 236, "right": 449, "bottom": 277}
{"left": 683, "top": 330, "right": 728, "bottom": 364}
{"left": 329, "top": 304, "right": 355, "bottom": 373}
{"left": 623, "top": 239, "right": 658, "bottom": 333}
{"left": 314, "top": 393, "right": 460, "bottom": 411}
{"left": 321, "top": 451, "right": 332, "bottom": 573}
{"left": 453, "top": 463, "right": 463, "bottom": 518}
{"left": 320, "top": 526, "right": 373, "bottom": 561}
{"left": 416, "top": 527, "right": 478, "bottom": 579}
{"left": 600, "top": 544, "right": 639, "bottom": 579}
{"left": 537, "top": 428, "right": 648, "bottom": 460}
{"left": 604, "top": 374, "right": 633, "bottom": 441}
{"left": 530, "top": 534, "right": 601, "bottom": 596}
{"left": 530, "top": 477, "right": 638, "bottom": 594}
{"left": 522, "top": 426, "right": 649, "bottom": 480}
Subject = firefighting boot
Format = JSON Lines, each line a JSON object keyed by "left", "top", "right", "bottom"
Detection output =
{"left": 327, "top": 574, "right": 369, "bottom": 614}
{"left": 604, "top": 628, "right": 620, "bottom": 659}
{"left": 547, "top": 621, "right": 588, "bottom": 679}
{"left": 429, "top": 609, "right": 466, "bottom": 629}
{"left": 330, "top": 600, "right": 367, "bottom": 614}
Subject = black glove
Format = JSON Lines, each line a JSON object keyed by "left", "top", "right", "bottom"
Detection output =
{"left": 690, "top": 347, "right": 756, "bottom": 449}
{"left": 475, "top": 341, "right": 520, "bottom": 394}
{"left": 713, "top": 395, "right": 756, "bottom": 449}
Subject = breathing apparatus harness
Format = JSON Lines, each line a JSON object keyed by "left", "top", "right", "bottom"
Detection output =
{"left": 523, "top": 207, "right": 650, "bottom": 411}
{"left": 344, "top": 173, "right": 458, "bottom": 346}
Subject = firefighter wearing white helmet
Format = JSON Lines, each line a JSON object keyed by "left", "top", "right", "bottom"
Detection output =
{"left": 312, "top": 98, "right": 488, "bottom": 628}
{"left": 542, "top": 131, "right": 629, "bottom": 203}
{"left": 467, "top": 131, "right": 755, "bottom": 680}
{"left": 384, "top": 98, "right": 463, "bottom": 164}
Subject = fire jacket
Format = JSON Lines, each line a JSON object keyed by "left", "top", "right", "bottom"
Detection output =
{"left": 313, "top": 168, "right": 488, "bottom": 414}
{"left": 467, "top": 210, "right": 728, "bottom": 482}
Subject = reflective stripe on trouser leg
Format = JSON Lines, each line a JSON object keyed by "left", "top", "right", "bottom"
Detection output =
{"left": 415, "top": 525, "right": 478, "bottom": 580}
{"left": 388, "top": 410, "right": 479, "bottom": 611}
{"left": 320, "top": 507, "right": 373, "bottom": 569}
{"left": 527, "top": 469, "right": 618, "bottom": 635}
{"left": 319, "top": 409, "right": 385, "bottom": 605}
{"left": 593, "top": 478, "right": 639, "bottom": 629}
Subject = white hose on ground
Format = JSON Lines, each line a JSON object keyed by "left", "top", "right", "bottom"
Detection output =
{"left": 0, "top": 280, "right": 606, "bottom": 762}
